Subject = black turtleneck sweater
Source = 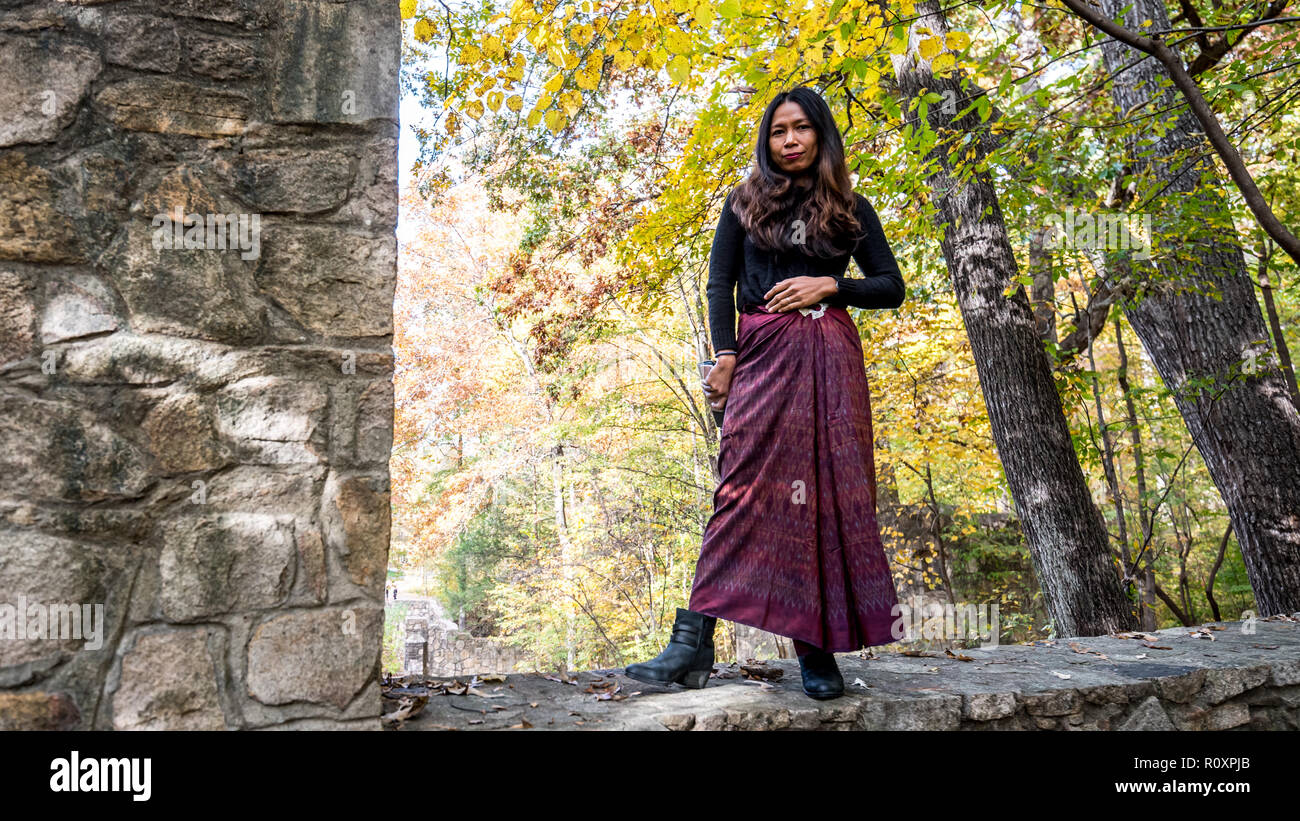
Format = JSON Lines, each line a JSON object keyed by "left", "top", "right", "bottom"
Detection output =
{"left": 706, "top": 186, "right": 906, "bottom": 354}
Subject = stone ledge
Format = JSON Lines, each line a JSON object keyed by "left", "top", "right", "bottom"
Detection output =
{"left": 389, "top": 618, "right": 1300, "bottom": 731}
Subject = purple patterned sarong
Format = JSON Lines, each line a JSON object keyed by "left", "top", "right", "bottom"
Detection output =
{"left": 688, "top": 303, "right": 901, "bottom": 652}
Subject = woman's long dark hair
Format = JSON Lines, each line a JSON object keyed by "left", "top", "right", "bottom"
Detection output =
{"left": 730, "top": 86, "right": 863, "bottom": 257}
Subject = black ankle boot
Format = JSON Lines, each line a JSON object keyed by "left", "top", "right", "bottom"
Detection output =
{"left": 624, "top": 608, "right": 716, "bottom": 689}
{"left": 798, "top": 649, "right": 844, "bottom": 699}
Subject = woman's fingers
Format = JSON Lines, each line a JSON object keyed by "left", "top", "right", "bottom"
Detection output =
{"left": 765, "top": 280, "right": 793, "bottom": 309}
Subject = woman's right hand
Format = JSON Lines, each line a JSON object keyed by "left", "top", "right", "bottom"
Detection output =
{"left": 704, "top": 357, "right": 736, "bottom": 411}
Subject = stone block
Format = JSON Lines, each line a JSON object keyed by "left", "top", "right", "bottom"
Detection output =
{"left": 1205, "top": 701, "right": 1251, "bottom": 730}
{"left": 112, "top": 627, "right": 226, "bottom": 730}
{"left": 186, "top": 32, "right": 260, "bottom": 79}
{"left": 1117, "top": 695, "right": 1176, "bottom": 730}
{"left": 0, "top": 34, "right": 100, "bottom": 147}
{"left": 172, "top": 0, "right": 272, "bottom": 29}
{"left": 0, "top": 530, "right": 111, "bottom": 669}
{"left": 41, "top": 272, "right": 120, "bottom": 344}
{"left": 270, "top": 0, "right": 399, "bottom": 124}
{"left": 96, "top": 77, "right": 251, "bottom": 137}
{"left": 1201, "top": 665, "right": 1270, "bottom": 705}
{"left": 0, "top": 691, "right": 81, "bottom": 730}
{"left": 224, "top": 147, "right": 356, "bottom": 213}
{"left": 214, "top": 376, "right": 328, "bottom": 464}
{"left": 142, "top": 391, "right": 232, "bottom": 473}
{"left": 104, "top": 14, "right": 180, "bottom": 72}
{"left": 0, "top": 154, "right": 83, "bottom": 263}
{"left": 246, "top": 605, "right": 381, "bottom": 709}
{"left": 1154, "top": 669, "right": 1205, "bottom": 704}
{"left": 0, "top": 393, "right": 150, "bottom": 503}
{"left": 321, "top": 471, "right": 390, "bottom": 597}
{"left": 255, "top": 224, "right": 395, "bottom": 338}
{"left": 1023, "top": 688, "right": 1078, "bottom": 716}
{"left": 100, "top": 165, "right": 266, "bottom": 343}
{"left": 0, "top": 268, "right": 36, "bottom": 367}
{"left": 331, "top": 378, "right": 394, "bottom": 466}
{"left": 963, "top": 691, "right": 1018, "bottom": 721}
{"left": 294, "top": 524, "right": 328, "bottom": 603}
{"left": 158, "top": 512, "right": 297, "bottom": 621}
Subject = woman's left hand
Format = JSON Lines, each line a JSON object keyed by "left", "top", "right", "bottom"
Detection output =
{"left": 764, "top": 276, "right": 838, "bottom": 312}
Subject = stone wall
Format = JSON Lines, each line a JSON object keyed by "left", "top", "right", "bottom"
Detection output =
{"left": 0, "top": 0, "right": 399, "bottom": 729}
{"left": 391, "top": 618, "right": 1300, "bottom": 731}
{"left": 398, "top": 600, "right": 532, "bottom": 678}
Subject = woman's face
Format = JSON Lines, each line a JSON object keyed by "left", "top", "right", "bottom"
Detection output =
{"left": 768, "top": 100, "right": 818, "bottom": 177}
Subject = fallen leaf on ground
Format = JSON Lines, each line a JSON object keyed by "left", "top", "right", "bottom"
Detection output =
{"left": 1067, "top": 642, "right": 1109, "bottom": 660}
{"left": 739, "top": 663, "right": 781, "bottom": 680}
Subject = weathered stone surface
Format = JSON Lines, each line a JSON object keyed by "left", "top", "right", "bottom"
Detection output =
{"left": 199, "top": 464, "right": 326, "bottom": 517}
{"left": 355, "top": 379, "right": 394, "bottom": 464}
{"left": 104, "top": 14, "right": 180, "bottom": 72}
{"left": 41, "top": 272, "right": 120, "bottom": 344}
{"left": 256, "top": 224, "right": 394, "bottom": 337}
{"left": 0, "top": 154, "right": 83, "bottom": 263}
{"left": 0, "top": 268, "right": 37, "bottom": 367}
{"left": 101, "top": 218, "right": 265, "bottom": 344}
{"left": 0, "top": 394, "right": 151, "bottom": 503}
{"left": 60, "top": 333, "right": 237, "bottom": 386}
{"left": 172, "top": 0, "right": 271, "bottom": 29}
{"left": 96, "top": 77, "right": 251, "bottom": 137}
{"left": 0, "top": 530, "right": 109, "bottom": 668}
{"left": 1022, "top": 688, "right": 1078, "bottom": 716}
{"left": 225, "top": 147, "right": 356, "bottom": 213}
{"left": 0, "top": 34, "right": 100, "bottom": 147}
{"left": 0, "top": 1, "right": 398, "bottom": 732}
{"left": 159, "top": 513, "right": 296, "bottom": 621}
{"left": 331, "top": 378, "right": 394, "bottom": 465}
{"left": 335, "top": 135, "right": 398, "bottom": 229}
{"left": 141, "top": 392, "right": 232, "bottom": 473}
{"left": 294, "top": 525, "right": 327, "bottom": 602}
{"left": 964, "top": 690, "right": 1018, "bottom": 721}
{"left": 186, "top": 32, "right": 260, "bottom": 79}
{"left": 1200, "top": 665, "right": 1270, "bottom": 705}
{"left": 0, "top": 691, "right": 81, "bottom": 730}
{"left": 1205, "top": 701, "right": 1251, "bottom": 730}
{"left": 270, "top": 0, "right": 399, "bottom": 124}
{"left": 1155, "top": 669, "right": 1205, "bottom": 703}
{"left": 112, "top": 628, "right": 226, "bottom": 730}
{"left": 322, "top": 472, "right": 390, "bottom": 595}
{"left": 246, "top": 606, "right": 381, "bottom": 709}
{"left": 393, "top": 621, "right": 1300, "bottom": 732}
{"left": 1117, "top": 696, "right": 1176, "bottom": 730}
{"left": 215, "top": 376, "right": 328, "bottom": 464}
{"left": 99, "top": 164, "right": 266, "bottom": 345}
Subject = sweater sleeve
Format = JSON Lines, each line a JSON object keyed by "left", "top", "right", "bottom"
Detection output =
{"left": 706, "top": 189, "right": 745, "bottom": 353}
{"left": 824, "top": 194, "right": 905, "bottom": 310}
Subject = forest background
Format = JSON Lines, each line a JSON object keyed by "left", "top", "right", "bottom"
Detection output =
{"left": 384, "top": 0, "right": 1299, "bottom": 672}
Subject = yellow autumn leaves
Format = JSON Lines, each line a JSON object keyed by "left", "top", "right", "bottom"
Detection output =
{"left": 401, "top": 0, "right": 435, "bottom": 41}
{"left": 917, "top": 29, "right": 971, "bottom": 74}
{"left": 412, "top": 0, "right": 974, "bottom": 137}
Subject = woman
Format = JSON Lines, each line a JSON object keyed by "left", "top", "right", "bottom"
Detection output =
{"left": 624, "top": 87, "right": 906, "bottom": 700}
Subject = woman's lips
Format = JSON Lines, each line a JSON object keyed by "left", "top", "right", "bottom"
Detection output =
{"left": 784, "top": 151, "right": 804, "bottom": 159}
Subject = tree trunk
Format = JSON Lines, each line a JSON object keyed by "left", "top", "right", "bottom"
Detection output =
{"left": 553, "top": 444, "right": 576, "bottom": 670}
{"left": 1098, "top": 0, "right": 1300, "bottom": 616}
{"left": 888, "top": 0, "right": 1137, "bottom": 638}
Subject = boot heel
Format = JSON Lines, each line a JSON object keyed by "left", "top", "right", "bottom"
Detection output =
{"left": 678, "top": 668, "right": 711, "bottom": 689}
